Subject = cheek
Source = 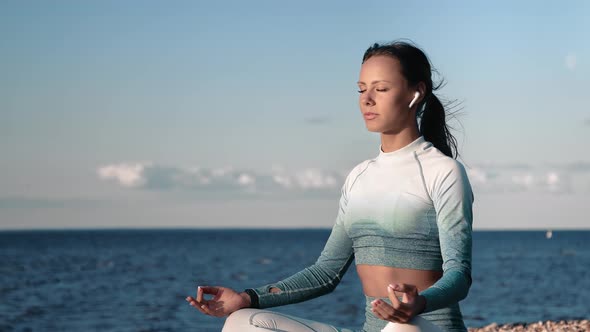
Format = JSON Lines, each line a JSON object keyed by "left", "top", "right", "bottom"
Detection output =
{"left": 380, "top": 93, "right": 405, "bottom": 109}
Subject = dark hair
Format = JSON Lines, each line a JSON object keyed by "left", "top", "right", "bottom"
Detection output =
{"left": 362, "top": 39, "right": 461, "bottom": 159}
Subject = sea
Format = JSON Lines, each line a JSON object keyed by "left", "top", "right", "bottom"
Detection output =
{"left": 1, "top": 229, "right": 589, "bottom": 332}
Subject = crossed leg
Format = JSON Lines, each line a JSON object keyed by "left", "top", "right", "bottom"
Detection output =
{"left": 222, "top": 308, "right": 443, "bottom": 332}
{"left": 222, "top": 308, "right": 355, "bottom": 332}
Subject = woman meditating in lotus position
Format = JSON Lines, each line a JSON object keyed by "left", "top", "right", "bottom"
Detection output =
{"left": 186, "top": 39, "right": 475, "bottom": 332}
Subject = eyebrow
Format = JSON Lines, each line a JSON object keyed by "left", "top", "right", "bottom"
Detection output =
{"left": 356, "top": 80, "right": 393, "bottom": 85}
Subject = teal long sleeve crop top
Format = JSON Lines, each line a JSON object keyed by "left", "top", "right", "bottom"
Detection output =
{"left": 246, "top": 135, "right": 475, "bottom": 314}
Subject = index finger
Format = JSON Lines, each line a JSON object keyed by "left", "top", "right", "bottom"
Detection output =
{"left": 197, "top": 286, "right": 203, "bottom": 303}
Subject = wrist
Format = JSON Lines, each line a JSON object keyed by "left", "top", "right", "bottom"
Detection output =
{"left": 238, "top": 291, "right": 252, "bottom": 309}
{"left": 242, "top": 289, "right": 261, "bottom": 309}
{"left": 416, "top": 295, "right": 427, "bottom": 314}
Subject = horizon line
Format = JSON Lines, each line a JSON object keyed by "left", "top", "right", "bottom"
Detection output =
{"left": 0, "top": 226, "right": 588, "bottom": 233}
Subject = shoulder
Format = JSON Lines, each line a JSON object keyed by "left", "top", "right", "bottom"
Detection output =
{"left": 349, "top": 158, "right": 373, "bottom": 176}
{"left": 342, "top": 158, "right": 373, "bottom": 191}
{"left": 417, "top": 145, "right": 474, "bottom": 200}
{"left": 418, "top": 144, "right": 469, "bottom": 179}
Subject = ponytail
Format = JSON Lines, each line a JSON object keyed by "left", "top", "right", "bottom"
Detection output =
{"left": 420, "top": 93, "right": 459, "bottom": 159}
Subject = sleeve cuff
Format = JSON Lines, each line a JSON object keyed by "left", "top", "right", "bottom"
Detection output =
{"left": 243, "top": 288, "right": 260, "bottom": 309}
{"left": 418, "top": 269, "right": 471, "bottom": 313}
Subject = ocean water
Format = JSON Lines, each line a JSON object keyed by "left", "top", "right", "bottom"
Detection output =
{"left": 0, "top": 229, "right": 589, "bottom": 332}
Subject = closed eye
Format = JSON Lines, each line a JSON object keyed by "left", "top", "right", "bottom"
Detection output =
{"left": 358, "top": 88, "right": 389, "bottom": 94}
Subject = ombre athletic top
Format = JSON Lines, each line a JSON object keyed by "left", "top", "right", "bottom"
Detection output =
{"left": 246, "top": 135, "right": 474, "bottom": 319}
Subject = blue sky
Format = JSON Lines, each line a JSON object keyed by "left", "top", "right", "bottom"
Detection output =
{"left": 1, "top": 1, "right": 589, "bottom": 229}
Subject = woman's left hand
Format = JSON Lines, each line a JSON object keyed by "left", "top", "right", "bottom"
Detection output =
{"left": 370, "top": 283, "right": 426, "bottom": 323}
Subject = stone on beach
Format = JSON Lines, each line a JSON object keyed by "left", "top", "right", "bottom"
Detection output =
{"left": 467, "top": 320, "right": 589, "bottom": 332}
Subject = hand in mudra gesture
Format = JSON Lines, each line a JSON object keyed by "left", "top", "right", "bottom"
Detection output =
{"left": 371, "top": 283, "right": 426, "bottom": 323}
{"left": 186, "top": 286, "right": 251, "bottom": 317}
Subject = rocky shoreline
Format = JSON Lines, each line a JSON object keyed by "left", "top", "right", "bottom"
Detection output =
{"left": 468, "top": 320, "right": 589, "bottom": 332}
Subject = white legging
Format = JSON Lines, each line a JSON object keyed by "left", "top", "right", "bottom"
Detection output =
{"left": 222, "top": 308, "right": 443, "bottom": 332}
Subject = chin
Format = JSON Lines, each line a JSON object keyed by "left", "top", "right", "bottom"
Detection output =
{"left": 365, "top": 124, "right": 383, "bottom": 133}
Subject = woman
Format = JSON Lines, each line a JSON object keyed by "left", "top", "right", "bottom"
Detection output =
{"left": 186, "top": 40, "right": 475, "bottom": 332}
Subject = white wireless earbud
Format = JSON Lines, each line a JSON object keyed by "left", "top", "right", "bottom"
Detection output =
{"left": 409, "top": 91, "right": 420, "bottom": 108}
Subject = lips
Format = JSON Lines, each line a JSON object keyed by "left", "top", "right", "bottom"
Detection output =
{"left": 364, "top": 113, "right": 378, "bottom": 120}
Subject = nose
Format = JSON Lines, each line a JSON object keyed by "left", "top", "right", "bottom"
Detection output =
{"left": 360, "top": 90, "right": 375, "bottom": 106}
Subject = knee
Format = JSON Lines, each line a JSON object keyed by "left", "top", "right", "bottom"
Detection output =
{"left": 223, "top": 308, "right": 286, "bottom": 332}
{"left": 222, "top": 308, "right": 259, "bottom": 332}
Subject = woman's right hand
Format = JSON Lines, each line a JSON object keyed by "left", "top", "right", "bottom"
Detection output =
{"left": 185, "top": 286, "right": 251, "bottom": 317}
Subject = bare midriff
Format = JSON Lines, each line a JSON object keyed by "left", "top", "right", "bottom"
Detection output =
{"left": 266, "top": 264, "right": 443, "bottom": 297}
{"left": 356, "top": 264, "right": 443, "bottom": 298}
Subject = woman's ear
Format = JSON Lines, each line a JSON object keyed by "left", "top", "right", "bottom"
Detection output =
{"left": 409, "top": 91, "right": 421, "bottom": 108}
{"left": 409, "top": 82, "right": 427, "bottom": 109}
{"left": 416, "top": 82, "right": 426, "bottom": 103}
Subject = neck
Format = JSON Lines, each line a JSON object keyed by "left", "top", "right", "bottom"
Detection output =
{"left": 380, "top": 127, "right": 421, "bottom": 153}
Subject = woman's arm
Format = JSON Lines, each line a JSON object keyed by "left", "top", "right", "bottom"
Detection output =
{"left": 187, "top": 221, "right": 354, "bottom": 314}
{"left": 418, "top": 160, "right": 474, "bottom": 313}
{"left": 244, "top": 165, "right": 362, "bottom": 309}
{"left": 246, "top": 215, "right": 354, "bottom": 308}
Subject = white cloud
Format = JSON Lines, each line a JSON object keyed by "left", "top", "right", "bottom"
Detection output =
{"left": 97, "top": 163, "right": 342, "bottom": 196}
{"left": 565, "top": 53, "right": 577, "bottom": 70}
{"left": 97, "top": 163, "right": 150, "bottom": 188}
{"left": 272, "top": 174, "right": 293, "bottom": 188}
{"left": 546, "top": 172, "right": 559, "bottom": 186}
{"left": 294, "top": 168, "right": 338, "bottom": 189}
{"left": 97, "top": 161, "right": 590, "bottom": 197}
{"left": 237, "top": 173, "right": 255, "bottom": 186}
{"left": 465, "top": 163, "right": 582, "bottom": 194}
{"left": 466, "top": 167, "right": 488, "bottom": 185}
{"left": 511, "top": 173, "right": 534, "bottom": 187}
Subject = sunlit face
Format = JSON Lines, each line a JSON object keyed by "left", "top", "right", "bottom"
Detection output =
{"left": 357, "top": 55, "right": 416, "bottom": 134}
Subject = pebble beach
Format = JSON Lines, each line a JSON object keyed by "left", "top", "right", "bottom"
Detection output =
{"left": 468, "top": 320, "right": 589, "bottom": 332}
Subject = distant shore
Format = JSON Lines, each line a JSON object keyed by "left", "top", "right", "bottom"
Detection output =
{"left": 468, "top": 320, "right": 589, "bottom": 332}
